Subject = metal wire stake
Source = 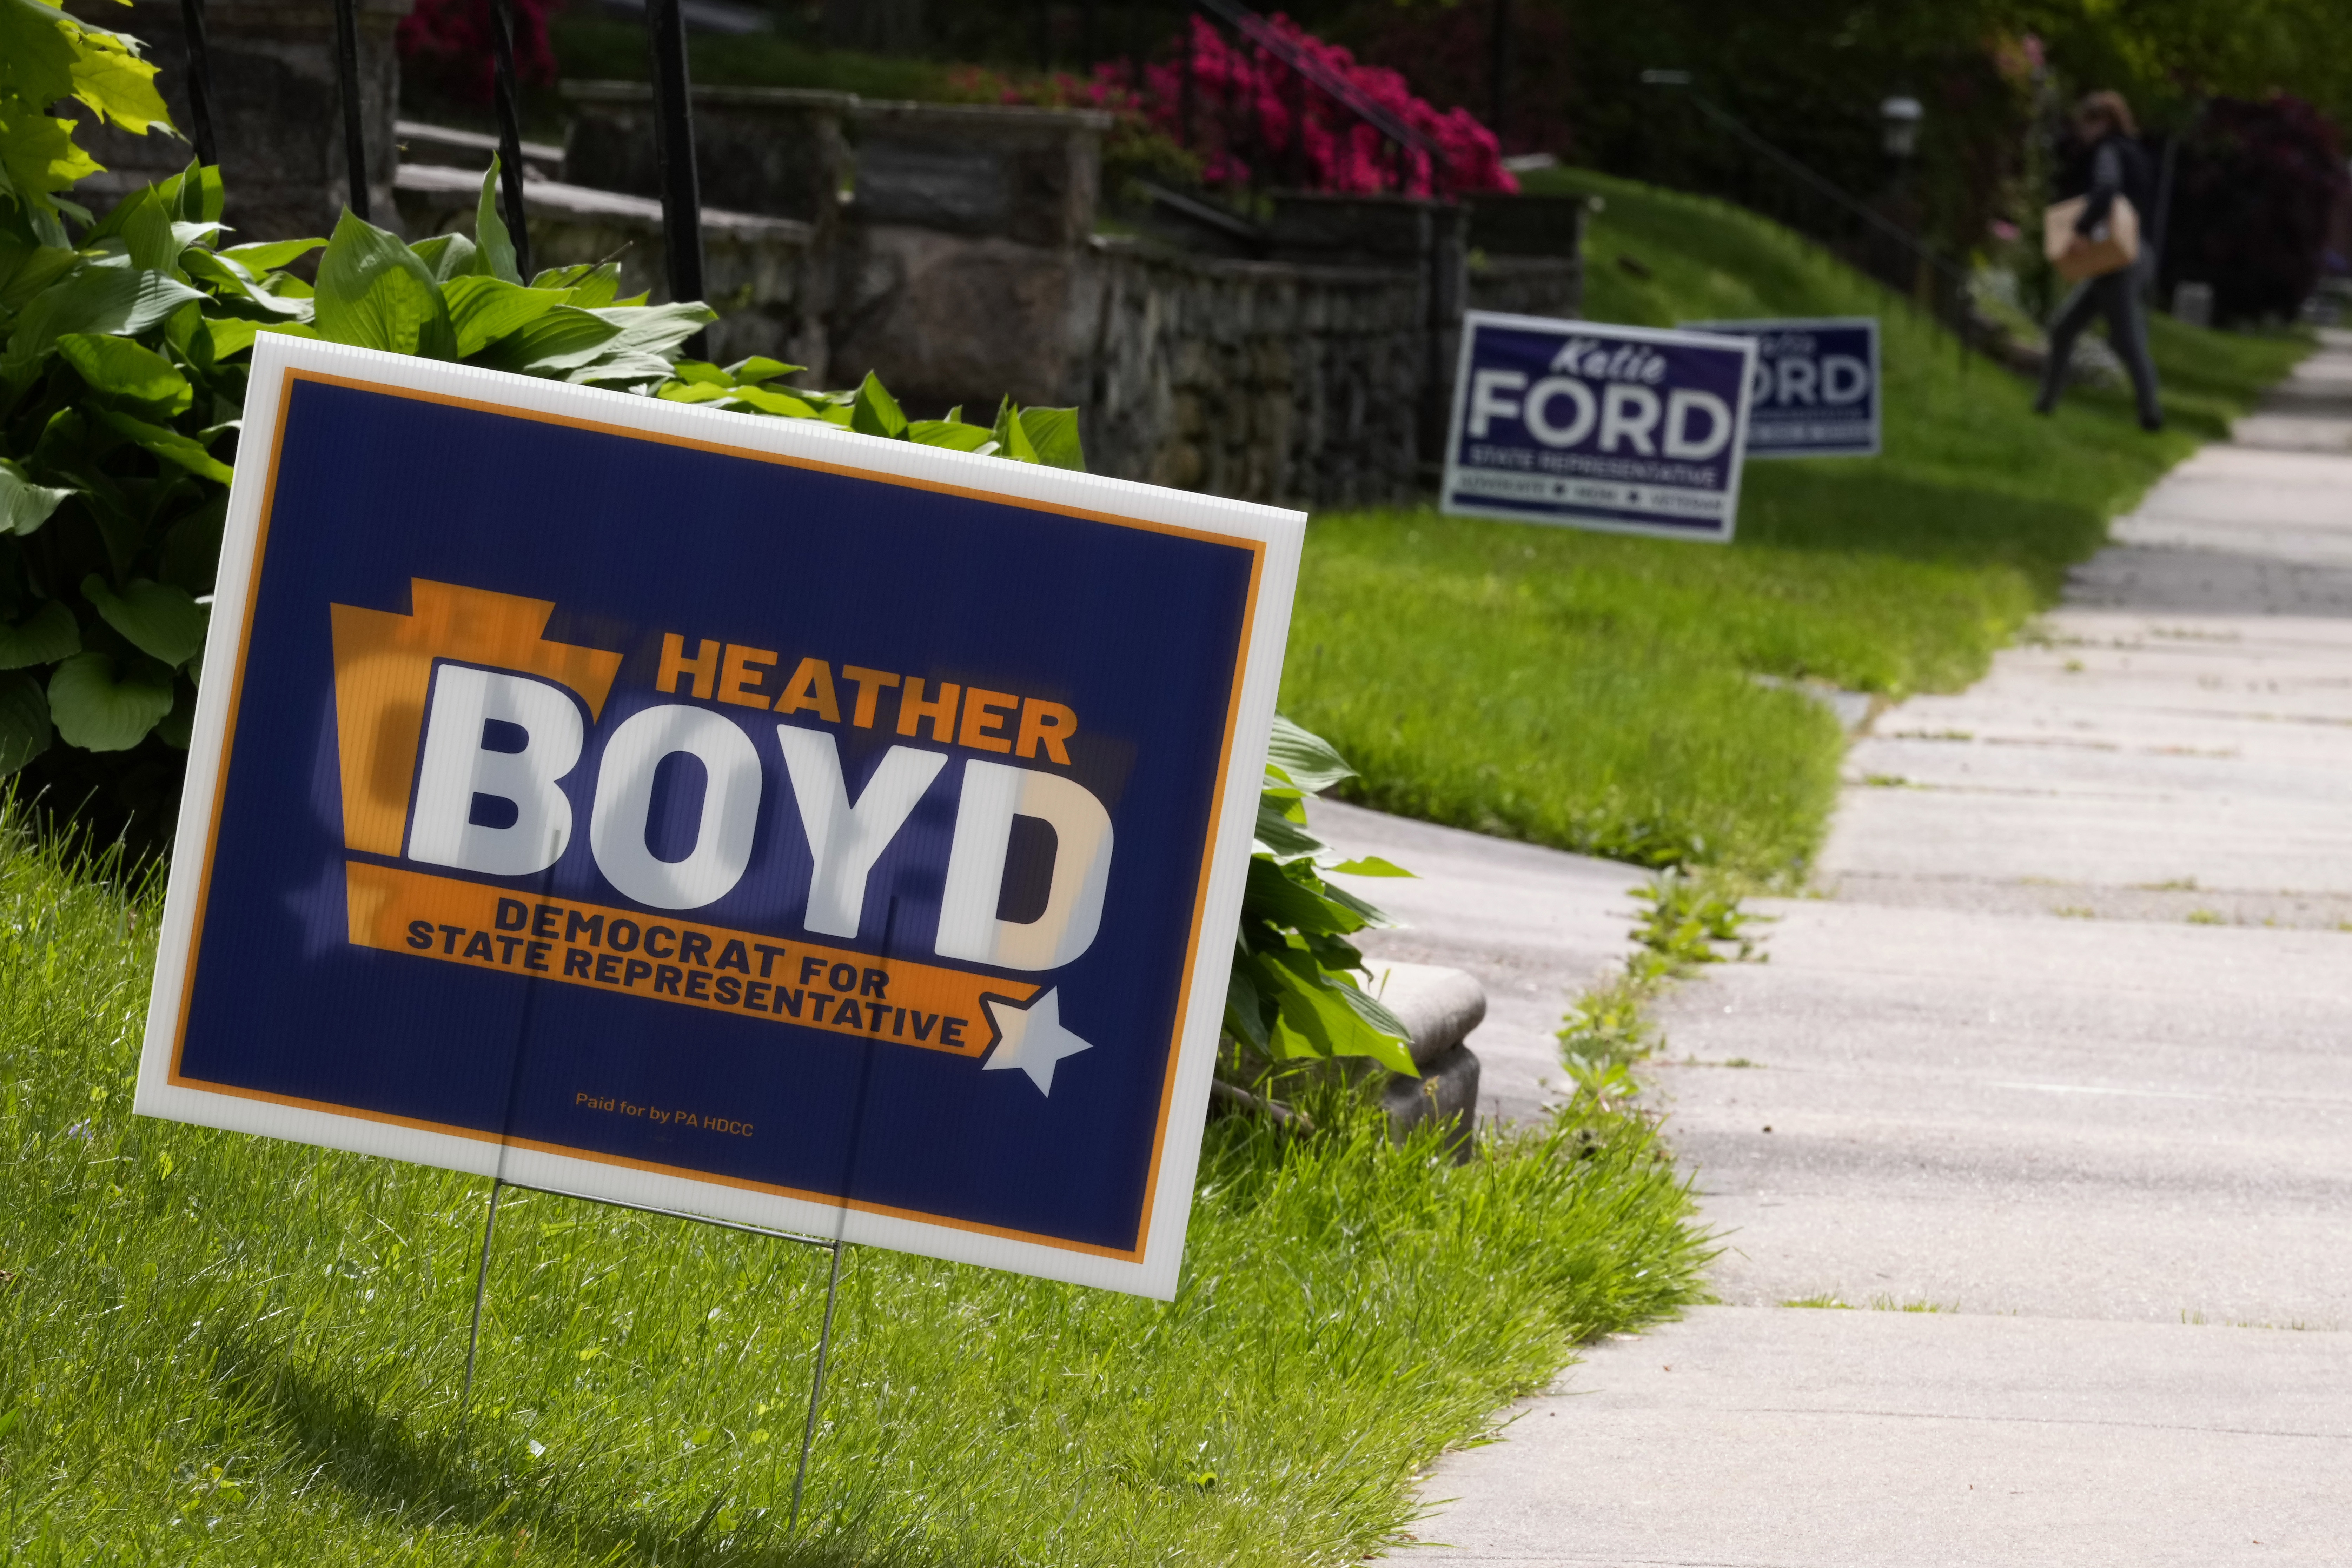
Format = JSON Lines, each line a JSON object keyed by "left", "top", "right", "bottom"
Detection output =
{"left": 645, "top": 0, "right": 707, "bottom": 357}
{"left": 178, "top": 0, "right": 217, "bottom": 169}
{"left": 460, "top": 1177, "right": 506, "bottom": 1408}
{"left": 487, "top": 0, "right": 535, "bottom": 280}
{"left": 330, "top": 0, "right": 369, "bottom": 221}
{"left": 789, "top": 1238, "right": 846, "bottom": 1529}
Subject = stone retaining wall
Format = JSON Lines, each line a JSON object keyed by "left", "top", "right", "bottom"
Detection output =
{"left": 110, "top": 20, "right": 1586, "bottom": 510}
{"left": 1084, "top": 241, "right": 1425, "bottom": 505}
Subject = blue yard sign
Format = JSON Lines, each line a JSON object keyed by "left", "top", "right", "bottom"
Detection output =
{"left": 134, "top": 336, "right": 1301, "bottom": 1298}
{"left": 1442, "top": 312, "right": 1758, "bottom": 543}
{"left": 1684, "top": 316, "right": 1882, "bottom": 459}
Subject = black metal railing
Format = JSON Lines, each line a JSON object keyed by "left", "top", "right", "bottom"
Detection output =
{"left": 174, "top": 0, "right": 706, "bottom": 335}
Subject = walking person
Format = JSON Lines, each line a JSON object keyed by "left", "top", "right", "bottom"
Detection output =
{"left": 2036, "top": 90, "right": 2165, "bottom": 430}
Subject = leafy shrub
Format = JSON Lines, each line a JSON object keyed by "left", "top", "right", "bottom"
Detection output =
{"left": 0, "top": 0, "right": 1398, "bottom": 1085}
{"left": 1115, "top": 13, "right": 1515, "bottom": 198}
{"left": 2166, "top": 94, "right": 2351, "bottom": 323}
{"left": 396, "top": 0, "right": 558, "bottom": 106}
{"left": 0, "top": 0, "right": 172, "bottom": 233}
{"left": 1229, "top": 717, "right": 1414, "bottom": 1078}
{"left": 0, "top": 160, "right": 1079, "bottom": 844}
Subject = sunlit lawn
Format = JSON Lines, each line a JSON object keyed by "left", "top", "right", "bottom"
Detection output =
{"left": 1281, "top": 171, "right": 2308, "bottom": 876}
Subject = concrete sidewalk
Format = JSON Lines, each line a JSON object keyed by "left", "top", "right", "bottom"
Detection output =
{"left": 1405, "top": 334, "right": 2352, "bottom": 1563}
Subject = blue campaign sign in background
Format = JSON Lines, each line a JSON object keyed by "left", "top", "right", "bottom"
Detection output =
{"left": 1684, "top": 316, "right": 1882, "bottom": 459}
{"left": 1442, "top": 311, "right": 1758, "bottom": 543}
{"left": 134, "top": 337, "right": 1300, "bottom": 1298}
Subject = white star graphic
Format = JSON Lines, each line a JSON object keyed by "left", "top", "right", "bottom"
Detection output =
{"left": 981, "top": 987, "right": 1093, "bottom": 1096}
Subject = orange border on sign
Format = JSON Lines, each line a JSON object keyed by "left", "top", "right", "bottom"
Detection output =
{"left": 164, "top": 365, "right": 1268, "bottom": 1265}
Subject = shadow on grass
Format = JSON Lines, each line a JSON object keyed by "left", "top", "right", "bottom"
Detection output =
{"left": 225, "top": 1342, "right": 885, "bottom": 1568}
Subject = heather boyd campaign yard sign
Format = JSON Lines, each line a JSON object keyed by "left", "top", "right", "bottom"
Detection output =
{"left": 1686, "top": 316, "right": 1882, "bottom": 459}
{"left": 134, "top": 335, "right": 1299, "bottom": 1299}
{"left": 1442, "top": 312, "right": 1758, "bottom": 543}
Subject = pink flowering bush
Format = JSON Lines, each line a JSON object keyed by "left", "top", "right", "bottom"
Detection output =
{"left": 1122, "top": 13, "right": 1515, "bottom": 199}
{"left": 397, "top": 0, "right": 557, "bottom": 106}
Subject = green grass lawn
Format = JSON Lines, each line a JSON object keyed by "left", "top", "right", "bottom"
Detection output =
{"left": 0, "top": 826, "right": 1705, "bottom": 1564}
{"left": 1280, "top": 170, "right": 2310, "bottom": 877}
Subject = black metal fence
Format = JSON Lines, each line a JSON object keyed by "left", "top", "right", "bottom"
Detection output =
{"left": 173, "top": 0, "right": 705, "bottom": 314}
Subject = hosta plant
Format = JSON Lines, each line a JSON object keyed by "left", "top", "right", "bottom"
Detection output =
{"left": 0, "top": 160, "right": 1081, "bottom": 838}
{"left": 1228, "top": 716, "right": 1415, "bottom": 1077}
{"left": 0, "top": 114, "right": 1400, "bottom": 1083}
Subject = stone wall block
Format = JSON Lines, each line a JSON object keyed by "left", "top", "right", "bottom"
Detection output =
{"left": 849, "top": 102, "right": 1107, "bottom": 250}
{"left": 68, "top": 0, "right": 410, "bottom": 241}
{"left": 560, "top": 83, "right": 854, "bottom": 251}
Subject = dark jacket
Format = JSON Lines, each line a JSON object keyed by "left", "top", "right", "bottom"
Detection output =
{"left": 2058, "top": 132, "right": 2155, "bottom": 235}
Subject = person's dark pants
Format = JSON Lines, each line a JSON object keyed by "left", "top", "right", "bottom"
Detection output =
{"left": 2036, "top": 258, "right": 2163, "bottom": 425}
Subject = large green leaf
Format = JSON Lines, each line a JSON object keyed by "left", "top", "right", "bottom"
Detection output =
{"left": 0, "top": 599, "right": 79, "bottom": 668}
{"left": 0, "top": 0, "right": 83, "bottom": 108}
{"left": 472, "top": 158, "right": 523, "bottom": 285}
{"left": 443, "top": 274, "right": 569, "bottom": 359}
{"left": 47, "top": 650, "right": 173, "bottom": 751}
{"left": 1017, "top": 406, "right": 1085, "bottom": 470}
{"left": 655, "top": 380, "right": 735, "bottom": 406}
{"left": 160, "top": 496, "right": 226, "bottom": 593}
{"left": 154, "top": 677, "right": 196, "bottom": 749}
{"left": 94, "top": 409, "right": 232, "bottom": 483}
{"left": 1266, "top": 712, "right": 1358, "bottom": 793}
{"left": 196, "top": 313, "right": 260, "bottom": 361}
{"left": 1326, "top": 855, "right": 1412, "bottom": 877}
{"left": 84, "top": 185, "right": 179, "bottom": 272}
{"left": 471, "top": 304, "right": 622, "bottom": 376}
{"left": 726, "top": 356, "right": 801, "bottom": 385}
{"left": 1332, "top": 975, "right": 1413, "bottom": 1055}
{"left": 850, "top": 372, "right": 908, "bottom": 439}
{"left": 410, "top": 232, "right": 478, "bottom": 284}
{"left": 311, "top": 212, "right": 456, "bottom": 358}
{"left": 180, "top": 248, "right": 310, "bottom": 318}
{"left": 533, "top": 261, "right": 623, "bottom": 305}
{"left": 0, "top": 671, "right": 52, "bottom": 775}
{"left": 82, "top": 573, "right": 205, "bottom": 667}
{"left": 218, "top": 238, "right": 324, "bottom": 274}
{"left": 0, "top": 457, "right": 74, "bottom": 535}
{"left": 154, "top": 160, "right": 225, "bottom": 224}
{"left": 565, "top": 302, "right": 716, "bottom": 386}
{"left": 0, "top": 113, "right": 99, "bottom": 228}
{"left": 0, "top": 241, "right": 78, "bottom": 314}
{"left": 1252, "top": 795, "right": 1327, "bottom": 864}
{"left": 908, "top": 418, "right": 996, "bottom": 453}
{"left": 57, "top": 331, "right": 192, "bottom": 415}
{"left": 56, "top": 17, "right": 172, "bottom": 135}
{"left": 1242, "top": 856, "right": 1364, "bottom": 937}
{"left": 991, "top": 396, "right": 1040, "bottom": 463}
{"left": 729, "top": 383, "right": 819, "bottom": 418}
{"left": 1257, "top": 946, "right": 1416, "bottom": 1075}
{"left": 4, "top": 264, "right": 205, "bottom": 366}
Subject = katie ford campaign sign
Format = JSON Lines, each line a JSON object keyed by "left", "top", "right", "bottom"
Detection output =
{"left": 134, "top": 336, "right": 1300, "bottom": 1298}
{"left": 1442, "top": 313, "right": 1757, "bottom": 543}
